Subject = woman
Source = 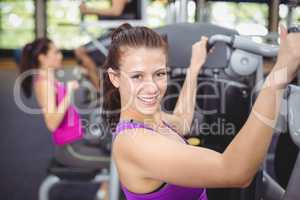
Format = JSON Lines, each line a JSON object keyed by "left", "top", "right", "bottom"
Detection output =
{"left": 102, "top": 23, "right": 300, "bottom": 200}
{"left": 18, "top": 38, "right": 110, "bottom": 200}
{"left": 80, "top": 0, "right": 131, "bottom": 17}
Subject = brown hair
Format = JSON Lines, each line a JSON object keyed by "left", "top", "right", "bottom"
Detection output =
{"left": 18, "top": 38, "right": 52, "bottom": 98}
{"left": 102, "top": 23, "right": 168, "bottom": 126}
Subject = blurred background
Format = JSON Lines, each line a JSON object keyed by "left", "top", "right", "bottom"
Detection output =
{"left": 1, "top": 0, "right": 299, "bottom": 50}
{"left": 0, "top": 1, "right": 300, "bottom": 200}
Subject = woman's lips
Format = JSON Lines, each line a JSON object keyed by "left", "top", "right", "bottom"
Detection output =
{"left": 137, "top": 95, "right": 159, "bottom": 106}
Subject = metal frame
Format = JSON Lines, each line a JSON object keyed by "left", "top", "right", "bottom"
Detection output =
{"left": 80, "top": 0, "right": 148, "bottom": 30}
{"left": 35, "top": 0, "right": 47, "bottom": 38}
{"left": 39, "top": 173, "right": 110, "bottom": 200}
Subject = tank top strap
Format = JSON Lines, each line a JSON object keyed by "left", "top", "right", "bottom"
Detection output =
{"left": 113, "top": 120, "right": 155, "bottom": 141}
{"left": 33, "top": 73, "right": 61, "bottom": 87}
{"left": 113, "top": 119, "right": 186, "bottom": 142}
{"left": 161, "top": 120, "right": 182, "bottom": 136}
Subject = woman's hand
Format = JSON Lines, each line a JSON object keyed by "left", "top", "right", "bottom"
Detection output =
{"left": 189, "top": 36, "right": 209, "bottom": 74}
{"left": 66, "top": 80, "right": 79, "bottom": 101}
{"left": 269, "top": 25, "right": 300, "bottom": 88}
{"left": 69, "top": 80, "right": 79, "bottom": 91}
{"left": 67, "top": 80, "right": 79, "bottom": 94}
{"left": 79, "top": 2, "right": 88, "bottom": 14}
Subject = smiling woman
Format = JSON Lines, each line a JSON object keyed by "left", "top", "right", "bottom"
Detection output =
{"left": 100, "top": 22, "right": 300, "bottom": 200}
{"left": 110, "top": 47, "right": 168, "bottom": 116}
{"left": 102, "top": 23, "right": 169, "bottom": 125}
{"left": 101, "top": 23, "right": 210, "bottom": 200}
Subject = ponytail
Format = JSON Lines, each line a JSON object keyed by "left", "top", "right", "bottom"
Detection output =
{"left": 18, "top": 38, "right": 52, "bottom": 98}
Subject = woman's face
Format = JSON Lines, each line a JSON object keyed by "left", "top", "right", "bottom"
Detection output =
{"left": 39, "top": 43, "right": 63, "bottom": 69}
{"left": 115, "top": 47, "right": 168, "bottom": 117}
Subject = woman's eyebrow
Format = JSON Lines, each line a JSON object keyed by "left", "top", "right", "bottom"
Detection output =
{"left": 127, "top": 67, "right": 166, "bottom": 74}
{"left": 128, "top": 70, "right": 144, "bottom": 74}
{"left": 154, "top": 67, "right": 167, "bottom": 73}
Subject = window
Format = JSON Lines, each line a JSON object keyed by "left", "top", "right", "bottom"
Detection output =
{"left": 47, "top": 0, "right": 110, "bottom": 50}
{"left": 294, "top": 7, "right": 300, "bottom": 24}
{"left": 279, "top": 4, "right": 300, "bottom": 25}
{"left": 0, "top": 0, "right": 35, "bottom": 49}
{"left": 47, "top": 0, "right": 169, "bottom": 50}
{"left": 209, "top": 2, "right": 269, "bottom": 36}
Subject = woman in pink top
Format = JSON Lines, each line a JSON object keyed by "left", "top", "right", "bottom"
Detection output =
{"left": 102, "top": 23, "right": 300, "bottom": 199}
{"left": 18, "top": 38, "right": 109, "bottom": 200}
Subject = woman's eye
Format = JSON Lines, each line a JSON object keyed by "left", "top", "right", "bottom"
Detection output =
{"left": 131, "top": 74, "right": 142, "bottom": 79}
{"left": 156, "top": 72, "right": 167, "bottom": 77}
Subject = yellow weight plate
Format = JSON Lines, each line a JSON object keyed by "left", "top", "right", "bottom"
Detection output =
{"left": 187, "top": 137, "right": 201, "bottom": 146}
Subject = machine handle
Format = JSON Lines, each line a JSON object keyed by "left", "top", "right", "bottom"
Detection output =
{"left": 208, "top": 34, "right": 279, "bottom": 58}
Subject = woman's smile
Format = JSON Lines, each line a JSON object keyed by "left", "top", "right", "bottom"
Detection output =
{"left": 137, "top": 94, "right": 160, "bottom": 106}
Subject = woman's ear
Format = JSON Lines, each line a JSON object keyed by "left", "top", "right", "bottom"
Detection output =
{"left": 107, "top": 68, "right": 120, "bottom": 88}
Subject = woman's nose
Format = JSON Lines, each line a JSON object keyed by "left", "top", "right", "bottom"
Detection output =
{"left": 141, "top": 80, "right": 159, "bottom": 95}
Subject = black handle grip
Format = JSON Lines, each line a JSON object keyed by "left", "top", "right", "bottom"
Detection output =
{"left": 207, "top": 42, "right": 214, "bottom": 53}
{"left": 288, "top": 26, "right": 300, "bottom": 33}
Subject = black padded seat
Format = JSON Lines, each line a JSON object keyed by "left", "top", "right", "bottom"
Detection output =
{"left": 39, "top": 159, "right": 109, "bottom": 200}
{"left": 47, "top": 159, "right": 102, "bottom": 181}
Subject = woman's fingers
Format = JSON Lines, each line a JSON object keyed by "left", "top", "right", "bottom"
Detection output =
{"left": 193, "top": 36, "right": 208, "bottom": 49}
{"left": 199, "top": 36, "right": 208, "bottom": 46}
{"left": 69, "top": 80, "right": 79, "bottom": 90}
{"left": 279, "top": 24, "right": 288, "bottom": 40}
{"left": 201, "top": 36, "right": 208, "bottom": 41}
{"left": 209, "top": 46, "right": 215, "bottom": 54}
{"left": 189, "top": 36, "right": 209, "bottom": 71}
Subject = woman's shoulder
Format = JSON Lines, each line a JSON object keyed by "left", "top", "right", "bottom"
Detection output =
{"left": 112, "top": 126, "right": 158, "bottom": 179}
{"left": 113, "top": 124, "right": 155, "bottom": 145}
{"left": 113, "top": 121, "right": 165, "bottom": 155}
{"left": 33, "top": 75, "right": 55, "bottom": 91}
{"left": 33, "top": 73, "right": 57, "bottom": 85}
{"left": 112, "top": 127, "right": 165, "bottom": 194}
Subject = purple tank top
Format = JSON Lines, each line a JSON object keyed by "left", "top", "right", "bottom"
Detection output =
{"left": 113, "top": 120, "right": 208, "bottom": 200}
{"left": 34, "top": 75, "right": 83, "bottom": 145}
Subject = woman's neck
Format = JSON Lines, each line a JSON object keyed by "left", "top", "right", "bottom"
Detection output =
{"left": 38, "top": 68, "right": 55, "bottom": 78}
{"left": 120, "top": 109, "right": 162, "bottom": 127}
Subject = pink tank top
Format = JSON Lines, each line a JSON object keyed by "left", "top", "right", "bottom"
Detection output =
{"left": 34, "top": 75, "right": 83, "bottom": 145}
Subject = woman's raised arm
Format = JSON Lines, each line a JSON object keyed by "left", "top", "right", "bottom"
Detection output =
{"left": 169, "top": 37, "right": 208, "bottom": 135}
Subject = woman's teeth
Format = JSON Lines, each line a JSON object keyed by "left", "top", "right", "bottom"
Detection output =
{"left": 138, "top": 96, "right": 158, "bottom": 105}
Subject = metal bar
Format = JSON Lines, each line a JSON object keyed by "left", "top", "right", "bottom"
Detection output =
{"left": 196, "top": 0, "right": 208, "bottom": 22}
{"left": 268, "top": 0, "right": 280, "bottom": 33}
{"left": 35, "top": 0, "right": 46, "bottom": 38}
{"left": 109, "top": 159, "right": 120, "bottom": 200}
{"left": 179, "top": 0, "right": 188, "bottom": 22}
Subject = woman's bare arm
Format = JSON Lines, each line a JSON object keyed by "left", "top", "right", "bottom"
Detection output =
{"left": 223, "top": 26, "right": 300, "bottom": 183}
{"left": 167, "top": 37, "right": 208, "bottom": 135}
{"left": 35, "top": 79, "right": 78, "bottom": 132}
{"left": 114, "top": 129, "right": 243, "bottom": 189}
{"left": 80, "top": 0, "right": 128, "bottom": 17}
{"left": 114, "top": 79, "right": 285, "bottom": 189}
